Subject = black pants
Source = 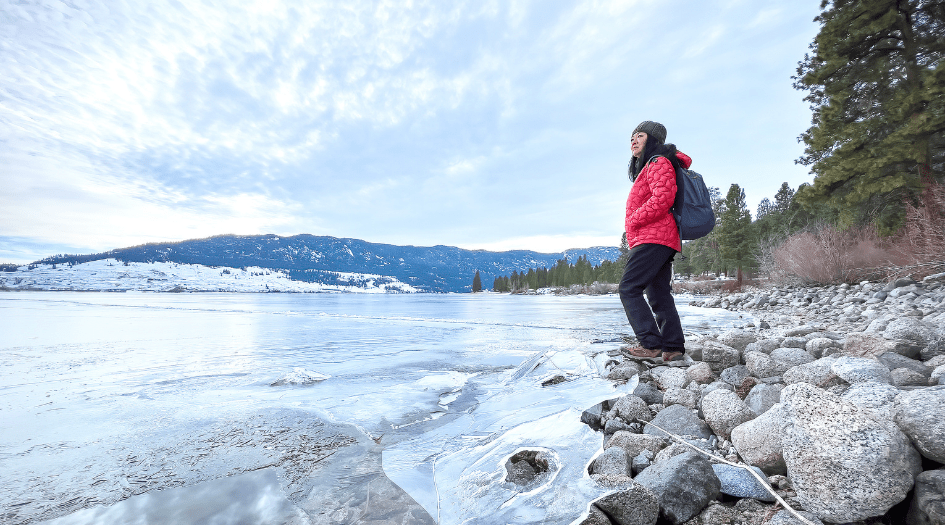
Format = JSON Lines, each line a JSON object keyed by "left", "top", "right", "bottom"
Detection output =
{"left": 618, "top": 243, "right": 685, "bottom": 352}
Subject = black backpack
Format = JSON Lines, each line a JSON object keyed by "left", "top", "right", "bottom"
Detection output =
{"left": 648, "top": 155, "right": 716, "bottom": 240}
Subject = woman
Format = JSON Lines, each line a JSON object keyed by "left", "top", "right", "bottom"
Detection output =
{"left": 620, "top": 120, "right": 689, "bottom": 362}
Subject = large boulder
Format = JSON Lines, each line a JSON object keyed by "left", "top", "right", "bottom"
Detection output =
{"left": 841, "top": 381, "right": 901, "bottom": 422}
{"left": 806, "top": 337, "right": 841, "bottom": 358}
{"left": 701, "top": 389, "right": 754, "bottom": 441}
{"left": 634, "top": 451, "right": 720, "bottom": 525}
{"left": 831, "top": 355, "right": 893, "bottom": 384}
{"left": 644, "top": 404, "right": 712, "bottom": 440}
{"left": 730, "top": 403, "right": 786, "bottom": 475}
{"left": 780, "top": 383, "right": 922, "bottom": 522}
{"left": 906, "top": 469, "right": 945, "bottom": 525}
{"left": 894, "top": 386, "right": 945, "bottom": 463}
{"left": 701, "top": 341, "right": 741, "bottom": 373}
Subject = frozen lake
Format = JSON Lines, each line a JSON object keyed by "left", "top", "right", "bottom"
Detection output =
{"left": 0, "top": 291, "right": 746, "bottom": 524}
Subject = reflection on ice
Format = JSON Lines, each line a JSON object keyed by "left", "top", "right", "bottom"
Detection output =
{"left": 384, "top": 349, "right": 639, "bottom": 525}
{"left": 39, "top": 468, "right": 310, "bottom": 525}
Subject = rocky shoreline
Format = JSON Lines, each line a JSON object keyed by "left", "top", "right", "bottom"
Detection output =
{"left": 511, "top": 273, "right": 945, "bottom": 525}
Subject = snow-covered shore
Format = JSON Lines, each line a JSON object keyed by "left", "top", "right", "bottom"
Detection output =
{"left": 0, "top": 259, "right": 420, "bottom": 293}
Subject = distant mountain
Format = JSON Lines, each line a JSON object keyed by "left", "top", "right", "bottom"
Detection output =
{"left": 37, "top": 234, "right": 621, "bottom": 293}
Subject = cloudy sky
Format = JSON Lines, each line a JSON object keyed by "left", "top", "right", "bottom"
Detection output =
{"left": 1, "top": 0, "right": 822, "bottom": 263}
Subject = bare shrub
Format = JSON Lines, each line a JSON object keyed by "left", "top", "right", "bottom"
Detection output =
{"left": 771, "top": 223, "right": 899, "bottom": 285}
{"left": 891, "top": 181, "right": 945, "bottom": 279}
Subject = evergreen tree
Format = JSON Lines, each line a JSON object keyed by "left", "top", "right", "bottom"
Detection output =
{"left": 756, "top": 198, "right": 775, "bottom": 220}
{"left": 718, "top": 184, "right": 754, "bottom": 281}
{"left": 773, "top": 182, "right": 796, "bottom": 214}
{"left": 472, "top": 270, "right": 482, "bottom": 292}
{"left": 794, "top": 0, "right": 945, "bottom": 232}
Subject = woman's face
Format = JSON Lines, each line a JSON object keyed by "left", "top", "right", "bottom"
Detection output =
{"left": 630, "top": 132, "right": 647, "bottom": 158}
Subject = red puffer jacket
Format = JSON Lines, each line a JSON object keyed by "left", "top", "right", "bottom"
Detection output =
{"left": 625, "top": 151, "right": 692, "bottom": 252}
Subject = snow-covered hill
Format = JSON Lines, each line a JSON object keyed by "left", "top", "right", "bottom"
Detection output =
{"left": 32, "top": 234, "right": 623, "bottom": 292}
{"left": 0, "top": 259, "right": 419, "bottom": 293}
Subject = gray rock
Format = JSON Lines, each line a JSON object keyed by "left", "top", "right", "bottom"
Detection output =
{"left": 780, "top": 336, "right": 808, "bottom": 349}
{"left": 654, "top": 367, "right": 689, "bottom": 391}
{"left": 885, "top": 317, "right": 939, "bottom": 358}
{"left": 731, "top": 402, "right": 786, "bottom": 475}
{"left": 720, "top": 365, "right": 751, "bottom": 387}
{"left": 894, "top": 386, "right": 945, "bottom": 463}
{"left": 576, "top": 504, "right": 613, "bottom": 525}
{"left": 906, "top": 469, "right": 945, "bottom": 525}
{"left": 745, "top": 351, "right": 782, "bottom": 378}
{"left": 806, "top": 337, "right": 840, "bottom": 358}
{"left": 744, "top": 382, "right": 784, "bottom": 416}
{"left": 631, "top": 451, "right": 653, "bottom": 475}
{"left": 841, "top": 381, "right": 901, "bottom": 422}
{"left": 831, "top": 355, "right": 894, "bottom": 384}
{"left": 932, "top": 364, "right": 945, "bottom": 386}
{"left": 633, "top": 381, "right": 664, "bottom": 405}
{"left": 685, "top": 361, "right": 714, "bottom": 385}
{"left": 743, "top": 339, "right": 779, "bottom": 356}
{"left": 604, "top": 418, "right": 637, "bottom": 443}
{"left": 770, "top": 347, "right": 816, "bottom": 370}
{"left": 663, "top": 387, "right": 699, "bottom": 409}
{"left": 780, "top": 382, "right": 922, "bottom": 522}
{"left": 784, "top": 325, "right": 822, "bottom": 337}
{"left": 782, "top": 356, "right": 841, "bottom": 388}
{"left": 604, "top": 431, "right": 668, "bottom": 458}
{"left": 843, "top": 332, "right": 899, "bottom": 358}
{"left": 701, "top": 341, "right": 741, "bottom": 373}
{"left": 590, "top": 473, "right": 636, "bottom": 489}
{"left": 605, "top": 395, "right": 653, "bottom": 425}
{"left": 634, "top": 451, "right": 721, "bottom": 525}
{"left": 885, "top": 277, "right": 917, "bottom": 291}
{"left": 644, "top": 404, "right": 712, "bottom": 440}
{"left": 608, "top": 361, "right": 643, "bottom": 381}
{"left": 591, "top": 482, "right": 660, "bottom": 525}
{"left": 893, "top": 367, "right": 930, "bottom": 387}
{"left": 767, "top": 510, "right": 825, "bottom": 525}
{"left": 701, "top": 389, "right": 754, "bottom": 441}
{"left": 922, "top": 335, "right": 945, "bottom": 362}
{"left": 711, "top": 464, "right": 775, "bottom": 502}
{"left": 581, "top": 399, "right": 615, "bottom": 431}
{"left": 879, "top": 352, "right": 932, "bottom": 375}
{"left": 718, "top": 330, "right": 757, "bottom": 352}
{"left": 589, "top": 446, "right": 630, "bottom": 477}
{"left": 505, "top": 450, "right": 551, "bottom": 485}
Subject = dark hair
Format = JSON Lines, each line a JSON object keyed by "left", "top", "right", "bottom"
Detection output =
{"left": 628, "top": 141, "right": 680, "bottom": 182}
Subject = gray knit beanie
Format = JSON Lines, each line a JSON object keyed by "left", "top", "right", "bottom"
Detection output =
{"left": 632, "top": 121, "right": 667, "bottom": 144}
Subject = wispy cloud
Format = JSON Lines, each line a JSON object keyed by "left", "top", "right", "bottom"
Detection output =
{"left": 1, "top": 0, "right": 821, "bottom": 262}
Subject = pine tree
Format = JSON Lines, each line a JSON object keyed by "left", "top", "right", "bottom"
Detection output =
{"left": 718, "top": 184, "right": 754, "bottom": 282}
{"left": 472, "top": 270, "right": 482, "bottom": 293}
{"left": 794, "top": 0, "right": 945, "bottom": 232}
